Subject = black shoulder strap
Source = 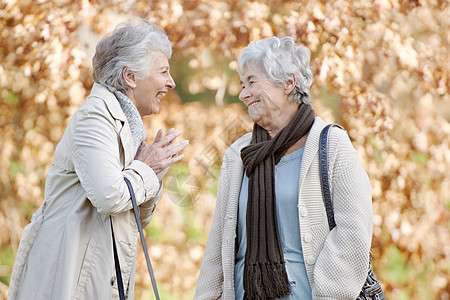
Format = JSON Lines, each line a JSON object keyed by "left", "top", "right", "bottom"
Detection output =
{"left": 124, "top": 177, "right": 160, "bottom": 300}
{"left": 111, "top": 178, "right": 160, "bottom": 300}
{"left": 110, "top": 217, "right": 126, "bottom": 299}
{"left": 319, "top": 124, "right": 344, "bottom": 231}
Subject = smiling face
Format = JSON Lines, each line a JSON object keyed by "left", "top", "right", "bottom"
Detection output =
{"left": 127, "top": 51, "right": 175, "bottom": 116}
{"left": 239, "top": 64, "right": 298, "bottom": 135}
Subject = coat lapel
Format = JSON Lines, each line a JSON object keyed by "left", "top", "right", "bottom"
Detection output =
{"left": 299, "top": 117, "right": 327, "bottom": 189}
{"left": 118, "top": 121, "right": 135, "bottom": 166}
{"left": 90, "top": 83, "right": 135, "bottom": 167}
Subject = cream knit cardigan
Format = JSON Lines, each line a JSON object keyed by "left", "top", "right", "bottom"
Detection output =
{"left": 194, "top": 117, "right": 373, "bottom": 300}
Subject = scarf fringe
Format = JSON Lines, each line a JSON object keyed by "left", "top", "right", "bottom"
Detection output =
{"left": 244, "top": 262, "right": 291, "bottom": 300}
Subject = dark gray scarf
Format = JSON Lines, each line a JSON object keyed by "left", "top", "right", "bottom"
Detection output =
{"left": 240, "top": 103, "right": 315, "bottom": 299}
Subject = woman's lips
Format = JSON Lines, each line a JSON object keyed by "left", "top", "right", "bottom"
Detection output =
{"left": 248, "top": 100, "right": 261, "bottom": 108}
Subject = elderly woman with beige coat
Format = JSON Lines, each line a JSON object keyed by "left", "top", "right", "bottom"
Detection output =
{"left": 195, "top": 37, "right": 373, "bottom": 300}
{"left": 9, "top": 18, "right": 188, "bottom": 299}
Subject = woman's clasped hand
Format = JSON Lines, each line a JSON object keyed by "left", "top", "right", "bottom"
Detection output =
{"left": 135, "top": 128, "right": 189, "bottom": 182}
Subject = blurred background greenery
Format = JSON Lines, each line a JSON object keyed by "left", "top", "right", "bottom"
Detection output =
{"left": 1, "top": 0, "right": 449, "bottom": 299}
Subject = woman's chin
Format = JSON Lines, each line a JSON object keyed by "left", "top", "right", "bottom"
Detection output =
{"left": 248, "top": 110, "right": 262, "bottom": 123}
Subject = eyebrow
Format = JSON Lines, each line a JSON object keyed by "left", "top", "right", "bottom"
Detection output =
{"left": 240, "top": 75, "right": 256, "bottom": 85}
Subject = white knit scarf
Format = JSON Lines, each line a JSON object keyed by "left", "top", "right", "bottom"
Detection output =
{"left": 114, "top": 91, "right": 146, "bottom": 156}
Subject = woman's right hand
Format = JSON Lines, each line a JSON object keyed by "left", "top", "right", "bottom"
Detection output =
{"left": 135, "top": 128, "right": 189, "bottom": 182}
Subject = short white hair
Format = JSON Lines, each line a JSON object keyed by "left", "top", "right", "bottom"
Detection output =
{"left": 92, "top": 18, "right": 172, "bottom": 94}
{"left": 237, "top": 36, "right": 313, "bottom": 105}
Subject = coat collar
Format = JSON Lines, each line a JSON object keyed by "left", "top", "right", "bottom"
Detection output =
{"left": 90, "top": 83, "right": 127, "bottom": 123}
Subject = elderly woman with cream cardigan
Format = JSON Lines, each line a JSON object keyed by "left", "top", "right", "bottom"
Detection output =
{"left": 195, "top": 37, "right": 373, "bottom": 300}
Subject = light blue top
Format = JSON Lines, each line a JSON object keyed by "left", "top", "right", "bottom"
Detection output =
{"left": 234, "top": 147, "right": 312, "bottom": 300}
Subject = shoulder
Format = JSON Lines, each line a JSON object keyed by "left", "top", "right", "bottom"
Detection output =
{"left": 312, "top": 117, "right": 351, "bottom": 145}
{"left": 223, "top": 132, "right": 252, "bottom": 160}
{"left": 309, "top": 117, "right": 347, "bottom": 141}
{"left": 76, "top": 83, "right": 125, "bottom": 122}
{"left": 66, "top": 86, "right": 124, "bottom": 137}
{"left": 231, "top": 132, "right": 252, "bottom": 149}
{"left": 304, "top": 117, "right": 354, "bottom": 161}
{"left": 327, "top": 125, "right": 355, "bottom": 156}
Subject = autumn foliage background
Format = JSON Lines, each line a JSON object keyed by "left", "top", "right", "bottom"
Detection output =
{"left": 1, "top": 0, "right": 449, "bottom": 299}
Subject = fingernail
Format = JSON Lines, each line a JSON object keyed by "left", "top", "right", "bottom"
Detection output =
{"left": 184, "top": 140, "right": 189, "bottom": 145}
{"left": 176, "top": 130, "right": 182, "bottom": 135}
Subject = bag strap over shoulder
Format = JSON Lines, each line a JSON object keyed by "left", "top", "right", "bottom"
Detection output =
{"left": 319, "top": 124, "right": 386, "bottom": 300}
{"left": 319, "top": 123, "right": 344, "bottom": 231}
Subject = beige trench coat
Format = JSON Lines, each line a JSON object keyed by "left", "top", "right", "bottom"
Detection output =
{"left": 8, "top": 83, "right": 162, "bottom": 300}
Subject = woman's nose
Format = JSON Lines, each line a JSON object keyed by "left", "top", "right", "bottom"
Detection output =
{"left": 239, "top": 88, "right": 250, "bottom": 101}
{"left": 167, "top": 74, "right": 176, "bottom": 89}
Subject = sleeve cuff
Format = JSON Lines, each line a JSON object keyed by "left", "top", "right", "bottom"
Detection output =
{"left": 128, "top": 160, "right": 160, "bottom": 200}
{"left": 140, "top": 183, "right": 163, "bottom": 209}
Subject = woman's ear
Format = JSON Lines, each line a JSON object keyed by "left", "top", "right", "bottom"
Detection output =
{"left": 284, "top": 75, "right": 297, "bottom": 94}
{"left": 122, "top": 67, "right": 137, "bottom": 89}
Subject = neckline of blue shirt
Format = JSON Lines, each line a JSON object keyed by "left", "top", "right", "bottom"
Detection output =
{"left": 277, "top": 147, "right": 304, "bottom": 166}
